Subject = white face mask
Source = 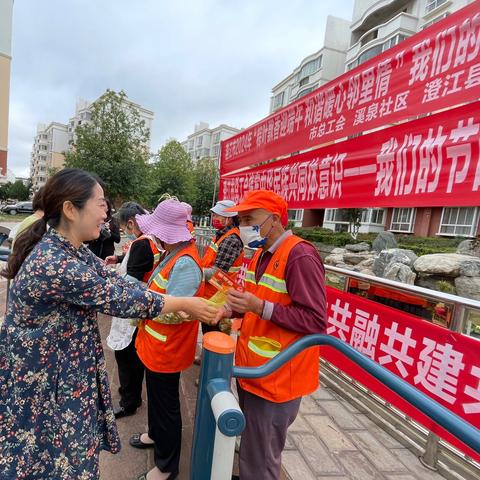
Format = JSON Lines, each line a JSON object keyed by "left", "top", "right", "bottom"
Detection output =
{"left": 239, "top": 215, "right": 272, "bottom": 248}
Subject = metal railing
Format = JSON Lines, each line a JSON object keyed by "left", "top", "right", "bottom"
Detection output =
{"left": 191, "top": 332, "right": 480, "bottom": 480}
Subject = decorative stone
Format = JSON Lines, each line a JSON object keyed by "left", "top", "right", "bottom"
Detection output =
{"left": 414, "top": 254, "right": 480, "bottom": 277}
{"left": 372, "top": 232, "right": 398, "bottom": 252}
{"left": 357, "top": 258, "right": 375, "bottom": 269}
{"left": 454, "top": 276, "right": 480, "bottom": 301}
{"left": 383, "top": 262, "right": 416, "bottom": 285}
{"left": 344, "top": 242, "right": 370, "bottom": 252}
{"left": 325, "top": 254, "right": 344, "bottom": 266}
{"left": 373, "top": 249, "right": 417, "bottom": 276}
{"left": 343, "top": 253, "right": 372, "bottom": 265}
{"left": 456, "top": 239, "right": 480, "bottom": 258}
{"left": 330, "top": 248, "right": 347, "bottom": 255}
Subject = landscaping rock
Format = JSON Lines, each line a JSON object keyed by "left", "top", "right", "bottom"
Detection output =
{"left": 372, "top": 231, "right": 398, "bottom": 252}
{"left": 357, "top": 258, "right": 375, "bottom": 269}
{"left": 360, "top": 269, "right": 375, "bottom": 277}
{"left": 373, "top": 248, "right": 417, "bottom": 276}
{"left": 324, "top": 254, "right": 344, "bottom": 266}
{"left": 344, "top": 242, "right": 370, "bottom": 252}
{"left": 415, "top": 274, "right": 455, "bottom": 292}
{"left": 383, "top": 262, "right": 416, "bottom": 285}
{"left": 459, "top": 259, "right": 480, "bottom": 277}
{"left": 414, "top": 254, "right": 480, "bottom": 277}
{"left": 343, "top": 253, "right": 372, "bottom": 265}
{"left": 331, "top": 247, "right": 347, "bottom": 255}
{"left": 456, "top": 239, "right": 480, "bottom": 258}
{"left": 454, "top": 276, "right": 480, "bottom": 301}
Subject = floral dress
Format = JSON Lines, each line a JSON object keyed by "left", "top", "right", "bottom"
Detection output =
{"left": 0, "top": 229, "right": 165, "bottom": 479}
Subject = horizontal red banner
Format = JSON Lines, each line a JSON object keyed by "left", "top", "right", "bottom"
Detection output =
{"left": 220, "top": 2, "right": 480, "bottom": 175}
{"left": 322, "top": 286, "right": 480, "bottom": 461}
{"left": 220, "top": 101, "right": 480, "bottom": 208}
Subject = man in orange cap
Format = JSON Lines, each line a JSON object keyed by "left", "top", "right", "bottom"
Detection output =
{"left": 216, "top": 189, "right": 327, "bottom": 480}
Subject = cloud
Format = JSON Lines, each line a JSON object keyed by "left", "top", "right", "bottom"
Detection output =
{"left": 7, "top": 0, "right": 354, "bottom": 176}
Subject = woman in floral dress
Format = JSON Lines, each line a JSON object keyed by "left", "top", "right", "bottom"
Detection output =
{"left": 0, "top": 169, "right": 217, "bottom": 480}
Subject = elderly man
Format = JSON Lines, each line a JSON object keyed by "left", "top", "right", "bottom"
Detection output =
{"left": 217, "top": 190, "right": 327, "bottom": 480}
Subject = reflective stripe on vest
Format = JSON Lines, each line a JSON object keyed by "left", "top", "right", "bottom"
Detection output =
{"left": 247, "top": 336, "right": 281, "bottom": 359}
{"left": 144, "top": 323, "right": 167, "bottom": 342}
{"left": 244, "top": 270, "right": 287, "bottom": 294}
{"left": 152, "top": 273, "right": 168, "bottom": 291}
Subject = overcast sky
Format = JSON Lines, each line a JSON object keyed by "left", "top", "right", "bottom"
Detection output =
{"left": 8, "top": 0, "right": 354, "bottom": 177}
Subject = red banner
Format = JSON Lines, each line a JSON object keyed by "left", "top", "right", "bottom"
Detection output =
{"left": 323, "top": 286, "right": 480, "bottom": 461}
{"left": 220, "top": 101, "right": 480, "bottom": 208}
{"left": 221, "top": 2, "right": 480, "bottom": 175}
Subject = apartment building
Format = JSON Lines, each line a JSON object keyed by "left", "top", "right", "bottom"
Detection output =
{"left": 181, "top": 122, "right": 241, "bottom": 165}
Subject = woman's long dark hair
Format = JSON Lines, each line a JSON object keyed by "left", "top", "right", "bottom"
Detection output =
{"left": 2, "top": 168, "right": 99, "bottom": 279}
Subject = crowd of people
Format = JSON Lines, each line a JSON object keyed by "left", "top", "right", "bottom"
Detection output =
{"left": 0, "top": 168, "right": 327, "bottom": 480}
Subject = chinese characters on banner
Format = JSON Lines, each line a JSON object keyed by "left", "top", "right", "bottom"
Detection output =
{"left": 221, "top": 2, "right": 480, "bottom": 175}
{"left": 220, "top": 102, "right": 480, "bottom": 209}
{"left": 323, "top": 286, "right": 480, "bottom": 461}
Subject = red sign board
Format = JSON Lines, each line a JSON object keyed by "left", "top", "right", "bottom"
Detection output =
{"left": 220, "top": 101, "right": 480, "bottom": 208}
{"left": 323, "top": 286, "right": 480, "bottom": 461}
{"left": 220, "top": 2, "right": 480, "bottom": 175}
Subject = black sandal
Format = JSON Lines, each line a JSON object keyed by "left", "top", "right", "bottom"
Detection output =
{"left": 129, "top": 433, "right": 155, "bottom": 449}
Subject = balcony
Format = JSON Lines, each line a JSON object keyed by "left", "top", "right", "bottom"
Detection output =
{"left": 346, "top": 12, "right": 418, "bottom": 67}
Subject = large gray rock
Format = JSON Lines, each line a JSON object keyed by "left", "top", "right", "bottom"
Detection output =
{"left": 414, "top": 254, "right": 480, "bottom": 277}
{"left": 324, "top": 254, "right": 344, "bottom": 266}
{"left": 330, "top": 247, "right": 347, "bottom": 255}
{"left": 357, "top": 257, "right": 375, "bottom": 269}
{"left": 360, "top": 269, "right": 375, "bottom": 277}
{"left": 373, "top": 248, "right": 418, "bottom": 276}
{"left": 343, "top": 252, "right": 373, "bottom": 265}
{"left": 459, "top": 259, "right": 480, "bottom": 277}
{"left": 345, "top": 242, "right": 370, "bottom": 252}
{"left": 383, "top": 262, "right": 416, "bottom": 285}
{"left": 454, "top": 276, "right": 480, "bottom": 301}
{"left": 456, "top": 239, "right": 480, "bottom": 258}
{"left": 372, "top": 231, "right": 398, "bottom": 252}
{"left": 416, "top": 274, "right": 456, "bottom": 293}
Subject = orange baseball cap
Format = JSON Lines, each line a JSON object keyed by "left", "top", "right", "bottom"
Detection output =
{"left": 225, "top": 190, "right": 289, "bottom": 226}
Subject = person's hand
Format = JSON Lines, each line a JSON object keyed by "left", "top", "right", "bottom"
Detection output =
{"left": 104, "top": 255, "right": 117, "bottom": 266}
{"left": 227, "top": 290, "right": 264, "bottom": 316}
{"left": 183, "top": 297, "right": 221, "bottom": 325}
{"left": 211, "top": 306, "right": 229, "bottom": 325}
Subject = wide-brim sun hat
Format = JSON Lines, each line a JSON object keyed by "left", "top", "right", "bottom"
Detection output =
{"left": 210, "top": 199, "right": 238, "bottom": 218}
{"left": 136, "top": 199, "right": 193, "bottom": 244}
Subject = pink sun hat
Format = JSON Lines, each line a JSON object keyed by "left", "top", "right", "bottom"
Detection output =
{"left": 136, "top": 199, "right": 193, "bottom": 244}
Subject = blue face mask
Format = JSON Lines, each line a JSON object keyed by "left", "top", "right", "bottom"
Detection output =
{"left": 124, "top": 223, "right": 137, "bottom": 241}
{"left": 239, "top": 215, "right": 272, "bottom": 248}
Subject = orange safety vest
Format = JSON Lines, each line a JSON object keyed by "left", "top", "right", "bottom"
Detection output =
{"left": 131, "top": 235, "right": 162, "bottom": 283}
{"left": 236, "top": 235, "right": 320, "bottom": 403}
{"left": 136, "top": 241, "right": 204, "bottom": 372}
{"left": 201, "top": 227, "right": 244, "bottom": 299}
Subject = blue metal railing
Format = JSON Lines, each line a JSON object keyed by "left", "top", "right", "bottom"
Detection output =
{"left": 191, "top": 333, "right": 480, "bottom": 480}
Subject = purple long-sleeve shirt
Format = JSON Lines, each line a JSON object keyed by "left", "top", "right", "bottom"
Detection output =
{"left": 252, "top": 231, "right": 327, "bottom": 335}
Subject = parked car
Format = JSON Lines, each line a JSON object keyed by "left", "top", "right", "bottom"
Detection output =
{"left": 2, "top": 201, "right": 34, "bottom": 215}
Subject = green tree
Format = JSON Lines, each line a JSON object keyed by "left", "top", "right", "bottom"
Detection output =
{"left": 339, "top": 208, "right": 364, "bottom": 240}
{"left": 65, "top": 89, "right": 151, "bottom": 205}
{"left": 149, "top": 140, "right": 196, "bottom": 207}
{"left": 5, "top": 180, "right": 30, "bottom": 201}
{"left": 192, "top": 157, "right": 218, "bottom": 215}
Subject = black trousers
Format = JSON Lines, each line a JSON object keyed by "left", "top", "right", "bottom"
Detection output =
{"left": 146, "top": 369, "right": 182, "bottom": 475}
{"left": 114, "top": 328, "right": 144, "bottom": 411}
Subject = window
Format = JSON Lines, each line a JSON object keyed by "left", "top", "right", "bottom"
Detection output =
{"left": 439, "top": 207, "right": 478, "bottom": 237}
{"left": 272, "top": 92, "right": 284, "bottom": 110}
{"left": 325, "top": 209, "right": 350, "bottom": 223}
{"left": 213, "top": 132, "right": 220, "bottom": 144}
{"left": 390, "top": 208, "right": 416, "bottom": 232}
{"left": 296, "top": 86, "right": 315, "bottom": 100}
{"left": 40, "top": 145, "right": 47, "bottom": 151}
{"left": 288, "top": 209, "right": 304, "bottom": 222}
{"left": 212, "top": 145, "right": 220, "bottom": 157}
{"left": 299, "top": 76, "right": 310, "bottom": 87}
{"left": 425, "top": 0, "right": 447, "bottom": 14}
{"left": 362, "top": 208, "right": 386, "bottom": 225}
{"left": 299, "top": 56, "right": 322, "bottom": 80}
{"left": 189, "top": 140, "right": 194, "bottom": 149}
{"left": 197, "top": 136, "right": 203, "bottom": 146}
